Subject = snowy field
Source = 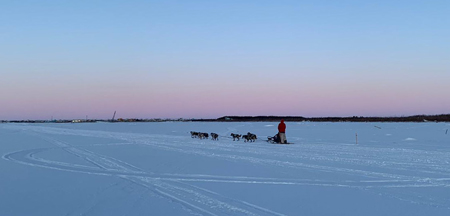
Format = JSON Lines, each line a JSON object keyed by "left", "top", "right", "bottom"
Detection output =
{"left": 1, "top": 122, "right": 450, "bottom": 216}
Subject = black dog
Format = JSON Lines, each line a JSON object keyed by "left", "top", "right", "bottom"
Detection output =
{"left": 230, "top": 133, "right": 241, "bottom": 141}
{"left": 247, "top": 132, "right": 257, "bottom": 142}
{"left": 242, "top": 135, "right": 250, "bottom": 142}
{"left": 200, "top": 133, "right": 209, "bottom": 139}
{"left": 210, "top": 133, "right": 219, "bottom": 140}
{"left": 190, "top": 131, "right": 199, "bottom": 138}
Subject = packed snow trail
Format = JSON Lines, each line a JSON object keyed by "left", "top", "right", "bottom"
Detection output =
{"left": 3, "top": 126, "right": 287, "bottom": 216}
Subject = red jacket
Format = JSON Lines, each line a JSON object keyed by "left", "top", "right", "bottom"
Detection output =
{"left": 278, "top": 120, "right": 286, "bottom": 133}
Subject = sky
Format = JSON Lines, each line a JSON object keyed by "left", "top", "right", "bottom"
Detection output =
{"left": 1, "top": 0, "right": 449, "bottom": 120}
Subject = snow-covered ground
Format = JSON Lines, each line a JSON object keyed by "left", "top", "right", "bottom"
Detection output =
{"left": 1, "top": 122, "right": 450, "bottom": 216}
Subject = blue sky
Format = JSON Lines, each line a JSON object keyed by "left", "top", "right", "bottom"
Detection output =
{"left": 1, "top": 0, "right": 449, "bottom": 120}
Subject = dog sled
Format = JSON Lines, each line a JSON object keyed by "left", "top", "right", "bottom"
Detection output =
{"left": 267, "top": 134, "right": 293, "bottom": 144}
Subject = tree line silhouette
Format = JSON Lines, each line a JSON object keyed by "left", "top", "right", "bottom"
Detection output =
{"left": 213, "top": 114, "right": 450, "bottom": 122}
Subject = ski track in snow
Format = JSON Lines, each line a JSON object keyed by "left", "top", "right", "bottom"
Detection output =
{"left": 2, "top": 126, "right": 289, "bottom": 216}
{"left": 3, "top": 124, "right": 450, "bottom": 214}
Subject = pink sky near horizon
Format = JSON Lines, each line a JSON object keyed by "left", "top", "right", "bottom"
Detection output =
{"left": 1, "top": 75, "right": 449, "bottom": 120}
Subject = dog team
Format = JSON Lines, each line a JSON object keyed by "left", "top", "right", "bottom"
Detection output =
{"left": 190, "top": 131, "right": 219, "bottom": 140}
{"left": 235, "top": 132, "right": 257, "bottom": 142}
{"left": 191, "top": 131, "right": 257, "bottom": 142}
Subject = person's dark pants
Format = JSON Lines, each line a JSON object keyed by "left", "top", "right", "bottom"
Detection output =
{"left": 279, "top": 132, "right": 286, "bottom": 144}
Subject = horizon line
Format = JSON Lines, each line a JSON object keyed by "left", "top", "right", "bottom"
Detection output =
{"left": 2, "top": 113, "right": 450, "bottom": 122}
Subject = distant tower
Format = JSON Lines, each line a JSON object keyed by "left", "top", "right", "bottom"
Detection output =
{"left": 111, "top": 111, "right": 116, "bottom": 122}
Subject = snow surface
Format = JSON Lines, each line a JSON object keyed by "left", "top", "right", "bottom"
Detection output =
{"left": 1, "top": 122, "right": 450, "bottom": 216}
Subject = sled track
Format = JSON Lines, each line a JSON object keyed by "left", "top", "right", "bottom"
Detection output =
{"left": 6, "top": 146, "right": 449, "bottom": 189}
{"left": 3, "top": 125, "right": 450, "bottom": 213}
{"left": 3, "top": 129, "right": 289, "bottom": 216}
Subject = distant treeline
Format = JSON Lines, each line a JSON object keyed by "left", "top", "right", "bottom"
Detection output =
{"left": 2, "top": 114, "right": 450, "bottom": 123}
{"left": 213, "top": 114, "right": 450, "bottom": 122}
